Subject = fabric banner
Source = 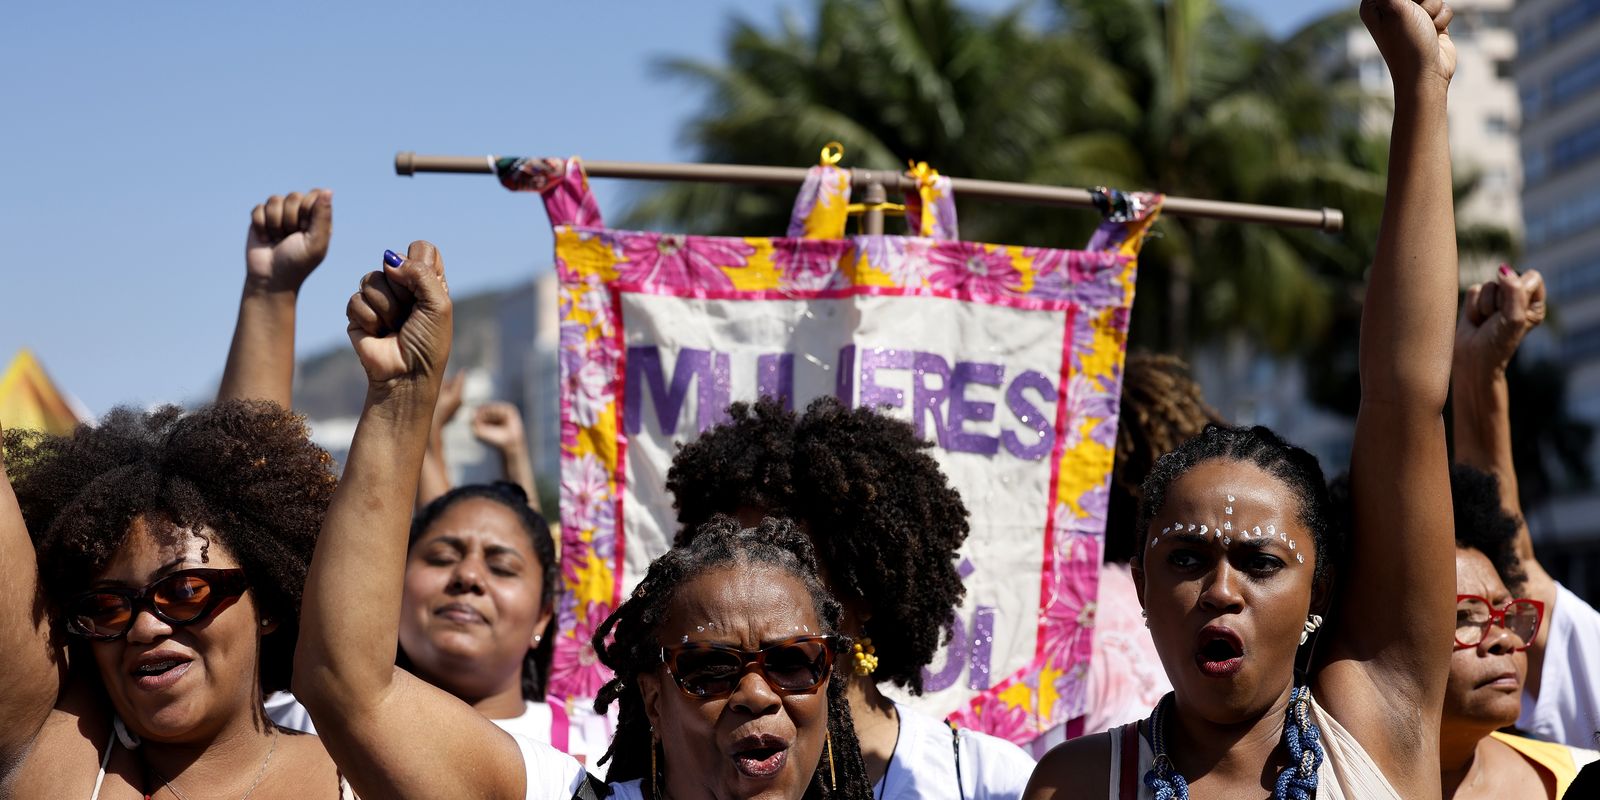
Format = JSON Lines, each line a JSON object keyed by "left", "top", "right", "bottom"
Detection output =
{"left": 502, "top": 155, "right": 1160, "bottom": 744}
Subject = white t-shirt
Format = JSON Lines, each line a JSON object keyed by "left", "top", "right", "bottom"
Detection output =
{"left": 1520, "top": 582, "right": 1600, "bottom": 749}
{"left": 265, "top": 692, "right": 616, "bottom": 766}
{"left": 875, "top": 703, "right": 1038, "bottom": 800}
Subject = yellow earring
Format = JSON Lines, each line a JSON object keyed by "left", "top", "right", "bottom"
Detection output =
{"left": 851, "top": 638, "right": 879, "bottom": 676}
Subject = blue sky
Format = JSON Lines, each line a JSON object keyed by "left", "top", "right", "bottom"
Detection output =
{"left": 1, "top": 0, "right": 1342, "bottom": 414}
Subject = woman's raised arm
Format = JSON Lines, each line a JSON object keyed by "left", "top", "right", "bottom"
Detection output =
{"left": 1317, "top": 0, "right": 1459, "bottom": 756}
{"left": 292, "top": 242, "right": 540, "bottom": 800}
{"left": 0, "top": 428, "right": 62, "bottom": 772}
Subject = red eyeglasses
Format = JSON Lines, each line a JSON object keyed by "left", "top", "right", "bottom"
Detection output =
{"left": 1455, "top": 594, "right": 1544, "bottom": 651}
{"left": 66, "top": 568, "right": 250, "bottom": 641}
{"left": 660, "top": 634, "right": 838, "bottom": 699}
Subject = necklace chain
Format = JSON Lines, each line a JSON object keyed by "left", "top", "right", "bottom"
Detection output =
{"left": 150, "top": 732, "right": 277, "bottom": 800}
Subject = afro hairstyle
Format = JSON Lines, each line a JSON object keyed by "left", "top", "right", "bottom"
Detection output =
{"left": 4, "top": 401, "right": 337, "bottom": 694}
{"left": 666, "top": 396, "right": 969, "bottom": 694}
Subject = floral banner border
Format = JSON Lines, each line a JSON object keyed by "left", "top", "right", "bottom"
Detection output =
{"left": 516, "top": 157, "right": 1161, "bottom": 743}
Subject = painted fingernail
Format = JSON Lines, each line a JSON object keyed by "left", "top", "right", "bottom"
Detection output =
{"left": 383, "top": 250, "right": 404, "bottom": 268}
{"left": 1500, "top": 264, "right": 1514, "bottom": 276}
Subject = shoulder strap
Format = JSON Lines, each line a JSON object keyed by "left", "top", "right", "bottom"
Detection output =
{"left": 947, "top": 720, "right": 965, "bottom": 800}
{"left": 1118, "top": 723, "right": 1141, "bottom": 800}
{"left": 570, "top": 773, "right": 610, "bottom": 800}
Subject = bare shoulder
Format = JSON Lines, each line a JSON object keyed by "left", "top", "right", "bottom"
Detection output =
{"left": 1023, "top": 731, "right": 1112, "bottom": 800}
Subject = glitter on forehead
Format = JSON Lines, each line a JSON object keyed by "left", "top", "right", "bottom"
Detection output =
{"left": 1147, "top": 493, "right": 1302, "bottom": 557}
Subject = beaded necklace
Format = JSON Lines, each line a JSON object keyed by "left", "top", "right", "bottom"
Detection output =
{"left": 1143, "top": 685, "right": 1324, "bottom": 800}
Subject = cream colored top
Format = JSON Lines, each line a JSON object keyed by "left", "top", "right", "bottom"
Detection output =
{"left": 1107, "top": 694, "right": 1402, "bottom": 799}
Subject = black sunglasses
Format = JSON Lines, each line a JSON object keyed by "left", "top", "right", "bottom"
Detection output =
{"left": 661, "top": 634, "right": 838, "bottom": 699}
{"left": 66, "top": 568, "right": 250, "bottom": 641}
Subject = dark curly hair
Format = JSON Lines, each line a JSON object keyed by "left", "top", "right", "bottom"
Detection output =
{"left": 1135, "top": 425, "right": 1340, "bottom": 595}
{"left": 3, "top": 402, "right": 337, "bottom": 694}
{"left": 666, "top": 396, "right": 969, "bottom": 693}
{"left": 592, "top": 516, "right": 870, "bottom": 799}
{"left": 406, "top": 482, "right": 560, "bottom": 701}
{"left": 1447, "top": 465, "right": 1526, "bottom": 594}
{"left": 1106, "top": 353, "right": 1223, "bottom": 564}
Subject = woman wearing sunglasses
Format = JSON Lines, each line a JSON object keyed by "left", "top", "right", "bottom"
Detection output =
{"left": 293, "top": 242, "right": 871, "bottom": 798}
{"left": 668, "top": 399, "right": 1037, "bottom": 800}
{"left": 1438, "top": 465, "right": 1598, "bottom": 799}
{"left": 0, "top": 402, "right": 349, "bottom": 799}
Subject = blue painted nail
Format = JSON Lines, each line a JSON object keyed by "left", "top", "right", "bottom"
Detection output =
{"left": 383, "top": 250, "right": 404, "bottom": 268}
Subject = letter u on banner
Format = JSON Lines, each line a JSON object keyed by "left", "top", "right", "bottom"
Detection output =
{"left": 505, "top": 155, "right": 1162, "bottom": 745}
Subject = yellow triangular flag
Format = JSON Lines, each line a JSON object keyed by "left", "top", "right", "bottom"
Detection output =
{"left": 0, "top": 349, "right": 88, "bottom": 436}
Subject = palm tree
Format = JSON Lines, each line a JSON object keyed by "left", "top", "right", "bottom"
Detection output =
{"left": 634, "top": 0, "right": 1510, "bottom": 357}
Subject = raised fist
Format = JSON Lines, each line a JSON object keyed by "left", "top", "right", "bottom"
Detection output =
{"left": 1361, "top": 0, "right": 1456, "bottom": 86}
{"left": 1455, "top": 266, "right": 1545, "bottom": 375}
{"left": 472, "top": 402, "right": 527, "bottom": 452}
{"left": 346, "top": 241, "right": 453, "bottom": 389}
{"left": 246, "top": 189, "right": 332, "bottom": 292}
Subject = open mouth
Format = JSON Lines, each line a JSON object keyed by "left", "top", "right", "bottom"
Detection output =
{"left": 730, "top": 735, "right": 790, "bottom": 779}
{"left": 130, "top": 656, "right": 192, "bottom": 690}
{"left": 1194, "top": 626, "right": 1244, "bottom": 677}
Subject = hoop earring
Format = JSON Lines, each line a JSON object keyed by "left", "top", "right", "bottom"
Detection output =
{"left": 826, "top": 730, "right": 837, "bottom": 790}
{"left": 1300, "top": 614, "right": 1324, "bottom": 646}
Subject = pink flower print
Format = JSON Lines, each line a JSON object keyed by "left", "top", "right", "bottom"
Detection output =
{"left": 563, "top": 358, "right": 612, "bottom": 429}
{"left": 561, "top": 453, "right": 612, "bottom": 534}
{"left": 1061, "top": 374, "right": 1117, "bottom": 453}
{"left": 550, "top": 599, "right": 611, "bottom": 699}
{"left": 951, "top": 700, "right": 1034, "bottom": 745}
{"left": 774, "top": 239, "right": 849, "bottom": 292}
{"left": 1052, "top": 486, "right": 1109, "bottom": 567}
{"left": 573, "top": 275, "right": 616, "bottom": 337}
{"left": 927, "top": 241, "right": 1021, "bottom": 299}
{"left": 1038, "top": 578, "right": 1091, "bottom": 670}
{"left": 617, "top": 233, "right": 752, "bottom": 290}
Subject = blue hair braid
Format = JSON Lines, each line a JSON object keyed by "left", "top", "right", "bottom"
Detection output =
{"left": 1143, "top": 686, "right": 1325, "bottom": 800}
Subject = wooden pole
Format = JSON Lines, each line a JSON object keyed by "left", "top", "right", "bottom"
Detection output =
{"left": 394, "top": 151, "right": 1345, "bottom": 233}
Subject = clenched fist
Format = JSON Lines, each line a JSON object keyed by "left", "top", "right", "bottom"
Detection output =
{"left": 247, "top": 189, "right": 332, "bottom": 292}
{"left": 1456, "top": 267, "right": 1546, "bottom": 376}
{"left": 472, "top": 402, "right": 527, "bottom": 453}
{"left": 1361, "top": 0, "right": 1456, "bottom": 87}
{"left": 347, "top": 241, "right": 453, "bottom": 389}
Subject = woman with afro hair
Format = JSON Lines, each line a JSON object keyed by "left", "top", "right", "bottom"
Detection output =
{"left": 0, "top": 400, "right": 352, "bottom": 799}
{"left": 667, "top": 396, "right": 1037, "bottom": 799}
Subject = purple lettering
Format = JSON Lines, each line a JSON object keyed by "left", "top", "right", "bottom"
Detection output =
{"left": 705, "top": 351, "right": 731, "bottom": 431}
{"left": 911, "top": 352, "right": 952, "bottom": 445}
{"left": 946, "top": 361, "right": 1002, "bottom": 456}
{"left": 1002, "top": 370, "right": 1055, "bottom": 460}
{"left": 835, "top": 345, "right": 856, "bottom": 407}
{"left": 623, "top": 347, "right": 729, "bottom": 436}
{"left": 756, "top": 353, "right": 795, "bottom": 411}
{"left": 920, "top": 614, "right": 967, "bottom": 693}
{"left": 967, "top": 606, "right": 996, "bottom": 690}
{"left": 859, "top": 347, "right": 912, "bottom": 410}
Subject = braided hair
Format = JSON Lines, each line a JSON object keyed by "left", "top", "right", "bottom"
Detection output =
{"left": 667, "top": 397, "right": 969, "bottom": 693}
{"left": 406, "top": 482, "right": 559, "bottom": 701}
{"left": 592, "top": 516, "right": 871, "bottom": 799}
{"left": 1107, "top": 353, "right": 1223, "bottom": 564}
